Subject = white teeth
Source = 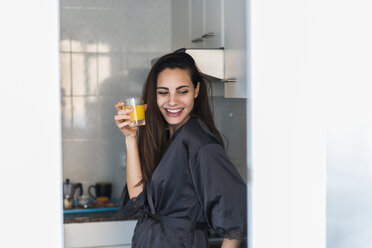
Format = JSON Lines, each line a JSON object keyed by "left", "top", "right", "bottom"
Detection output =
{"left": 166, "top": 108, "right": 182, "bottom": 113}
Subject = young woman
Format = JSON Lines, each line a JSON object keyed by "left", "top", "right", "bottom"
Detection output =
{"left": 114, "top": 52, "right": 246, "bottom": 248}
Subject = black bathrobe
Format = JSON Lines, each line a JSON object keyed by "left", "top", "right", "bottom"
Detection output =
{"left": 117, "top": 118, "right": 247, "bottom": 248}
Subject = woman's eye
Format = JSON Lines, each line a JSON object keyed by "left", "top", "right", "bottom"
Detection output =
{"left": 178, "top": 90, "right": 189, "bottom": 95}
{"left": 157, "top": 91, "right": 168, "bottom": 95}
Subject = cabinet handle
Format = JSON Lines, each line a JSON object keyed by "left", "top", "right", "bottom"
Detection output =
{"left": 202, "top": 32, "right": 215, "bottom": 39}
{"left": 222, "top": 78, "right": 237, "bottom": 83}
{"left": 191, "top": 37, "right": 203, "bottom": 43}
{"left": 191, "top": 32, "right": 215, "bottom": 43}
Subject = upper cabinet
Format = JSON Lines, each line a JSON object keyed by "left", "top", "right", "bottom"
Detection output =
{"left": 189, "top": 0, "right": 205, "bottom": 47}
{"left": 172, "top": 0, "right": 223, "bottom": 49}
{"left": 172, "top": 0, "right": 248, "bottom": 98}
{"left": 204, "top": 0, "right": 223, "bottom": 48}
{"left": 223, "top": 0, "right": 248, "bottom": 98}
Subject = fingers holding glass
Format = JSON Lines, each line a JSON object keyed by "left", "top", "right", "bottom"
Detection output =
{"left": 114, "top": 101, "right": 136, "bottom": 137}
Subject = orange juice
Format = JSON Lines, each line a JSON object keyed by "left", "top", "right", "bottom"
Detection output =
{"left": 122, "top": 105, "right": 145, "bottom": 127}
{"left": 122, "top": 97, "right": 146, "bottom": 127}
{"left": 123, "top": 105, "right": 145, "bottom": 122}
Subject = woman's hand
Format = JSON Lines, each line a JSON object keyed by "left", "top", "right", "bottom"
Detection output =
{"left": 114, "top": 101, "right": 138, "bottom": 138}
{"left": 221, "top": 238, "right": 241, "bottom": 248}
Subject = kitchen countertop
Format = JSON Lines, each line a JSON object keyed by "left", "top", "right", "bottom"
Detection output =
{"left": 64, "top": 210, "right": 247, "bottom": 247}
{"left": 63, "top": 208, "right": 138, "bottom": 224}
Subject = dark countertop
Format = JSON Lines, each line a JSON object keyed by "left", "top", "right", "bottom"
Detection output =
{"left": 63, "top": 208, "right": 138, "bottom": 224}
{"left": 64, "top": 210, "right": 247, "bottom": 247}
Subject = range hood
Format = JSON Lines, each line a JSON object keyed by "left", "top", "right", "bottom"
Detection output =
{"left": 152, "top": 48, "right": 224, "bottom": 80}
{"left": 183, "top": 48, "right": 224, "bottom": 79}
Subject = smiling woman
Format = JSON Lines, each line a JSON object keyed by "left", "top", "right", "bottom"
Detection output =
{"left": 114, "top": 51, "right": 246, "bottom": 248}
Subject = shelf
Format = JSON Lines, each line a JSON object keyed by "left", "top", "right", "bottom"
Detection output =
{"left": 64, "top": 207, "right": 118, "bottom": 214}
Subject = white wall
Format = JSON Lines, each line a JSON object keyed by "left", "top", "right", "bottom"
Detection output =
{"left": 251, "top": 1, "right": 372, "bottom": 248}
{"left": 0, "top": 0, "right": 63, "bottom": 247}
{"left": 324, "top": 1, "right": 372, "bottom": 247}
{"left": 250, "top": 0, "right": 327, "bottom": 247}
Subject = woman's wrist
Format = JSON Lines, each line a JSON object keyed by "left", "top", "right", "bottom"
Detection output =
{"left": 125, "top": 135, "right": 138, "bottom": 145}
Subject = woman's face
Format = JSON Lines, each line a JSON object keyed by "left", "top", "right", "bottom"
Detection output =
{"left": 156, "top": 68, "right": 200, "bottom": 132}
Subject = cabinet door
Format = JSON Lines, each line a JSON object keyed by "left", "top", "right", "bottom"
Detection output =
{"left": 64, "top": 220, "right": 137, "bottom": 248}
{"left": 171, "top": 0, "right": 190, "bottom": 50}
{"left": 172, "top": 0, "right": 224, "bottom": 49}
{"left": 205, "top": 0, "right": 223, "bottom": 48}
{"left": 190, "top": 0, "right": 205, "bottom": 48}
{"left": 224, "top": 0, "right": 248, "bottom": 98}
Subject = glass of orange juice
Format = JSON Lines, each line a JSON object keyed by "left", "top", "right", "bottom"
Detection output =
{"left": 122, "top": 97, "right": 146, "bottom": 127}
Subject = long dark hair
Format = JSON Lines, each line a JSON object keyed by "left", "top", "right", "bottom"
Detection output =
{"left": 137, "top": 51, "right": 222, "bottom": 186}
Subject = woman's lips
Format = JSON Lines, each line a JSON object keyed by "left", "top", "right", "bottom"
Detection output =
{"left": 165, "top": 108, "right": 183, "bottom": 117}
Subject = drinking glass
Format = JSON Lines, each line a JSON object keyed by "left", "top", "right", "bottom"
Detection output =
{"left": 122, "top": 97, "right": 146, "bottom": 127}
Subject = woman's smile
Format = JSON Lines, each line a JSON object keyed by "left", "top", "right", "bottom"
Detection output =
{"left": 165, "top": 108, "right": 183, "bottom": 116}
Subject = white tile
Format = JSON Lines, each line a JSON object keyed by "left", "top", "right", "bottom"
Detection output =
{"left": 63, "top": 8, "right": 98, "bottom": 52}
{"left": 60, "top": 0, "right": 108, "bottom": 52}
{"left": 98, "top": 53, "right": 125, "bottom": 97}
{"left": 98, "top": 96, "right": 124, "bottom": 140}
{"left": 122, "top": 10, "right": 149, "bottom": 53}
{"left": 95, "top": 4, "right": 126, "bottom": 53}
{"left": 60, "top": 38, "right": 71, "bottom": 52}
{"left": 123, "top": 0, "right": 147, "bottom": 12}
{"left": 212, "top": 98, "right": 247, "bottom": 176}
{"left": 122, "top": 53, "right": 150, "bottom": 97}
{"left": 111, "top": 169, "right": 126, "bottom": 198}
{"left": 147, "top": 11, "right": 172, "bottom": 53}
{"left": 97, "top": 54, "right": 111, "bottom": 86}
{"left": 147, "top": 0, "right": 172, "bottom": 13}
{"left": 71, "top": 53, "right": 98, "bottom": 96}
{"left": 60, "top": 6, "right": 71, "bottom": 52}
{"left": 60, "top": 52, "right": 72, "bottom": 96}
{"left": 62, "top": 140, "right": 103, "bottom": 192}
{"left": 61, "top": 96, "right": 73, "bottom": 139}
{"left": 72, "top": 96, "right": 100, "bottom": 139}
{"left": 98, "top": 139, "right": 126, "bottom": 198}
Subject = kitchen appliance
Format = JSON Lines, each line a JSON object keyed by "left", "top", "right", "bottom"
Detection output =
{"left": 151, "top": 48, "right": 225, "bottom": 80}
{"left": 88, "top": 182, "right": 112, "bottom": 199}
{"left": 63, "top": 178, "right": 83, "bottom": 209}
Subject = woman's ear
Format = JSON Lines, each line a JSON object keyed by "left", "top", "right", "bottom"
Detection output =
{"left": 194, "top": 82, "right": 200, "bottom": 98}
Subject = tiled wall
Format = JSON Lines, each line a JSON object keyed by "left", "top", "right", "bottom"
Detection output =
{"left": 60, "top": 0, "right": 172, "bottom": 198}
{"left": 210, "top": 82, "right": 247, "bottom": 182}
{"left": 60, "top": 0, "right": 247, "bottom": 200}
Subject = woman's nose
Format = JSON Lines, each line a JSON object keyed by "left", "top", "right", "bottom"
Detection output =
{"left": 168, "top": 93, "right": 177, "bottom": 106}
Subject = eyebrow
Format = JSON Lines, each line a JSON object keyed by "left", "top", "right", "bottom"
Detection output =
{"left": 157, "top": 85, "right": 190, "bottom": 90}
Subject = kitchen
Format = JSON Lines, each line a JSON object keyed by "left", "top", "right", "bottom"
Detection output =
{"left": 60, "top": 0, "right": 247, "bottom": 247}
{"left": 3, "top": 0, "right": 372, "bottom": 248}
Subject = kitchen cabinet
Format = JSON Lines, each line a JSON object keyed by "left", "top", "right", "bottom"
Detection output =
{"left": 223, "top": 0, "right": 248, "bottom": 98}
{"left": 64, "top": 220, "right": 136, "bottom": 248}
{"left": 172, "top": 0, "right": 223, "bottom": 50}
{"left": 172, "top": 0, "right": 248, "bottom": 98}
{"left": 204, "top": 0, "right": 223, "bottom": 48}
{"left": 190, "top": 0, "right": 223, "bottom": 48}
{"left": 189, "top": 0, "right": 204, "bottom": 48}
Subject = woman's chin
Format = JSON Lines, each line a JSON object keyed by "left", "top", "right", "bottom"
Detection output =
{"left": 164, "top": 116, "right": 189, "bottom": 128}
{"left": 165, "top": 119, "right": 182, "bottom": 126}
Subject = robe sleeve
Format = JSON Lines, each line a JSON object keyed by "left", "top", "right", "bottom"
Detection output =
{"left": 189, "top": 143, "right": 247, "bottom": 240}
{"left": 116, "top": 184, "right": 146, "bottom": 219}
